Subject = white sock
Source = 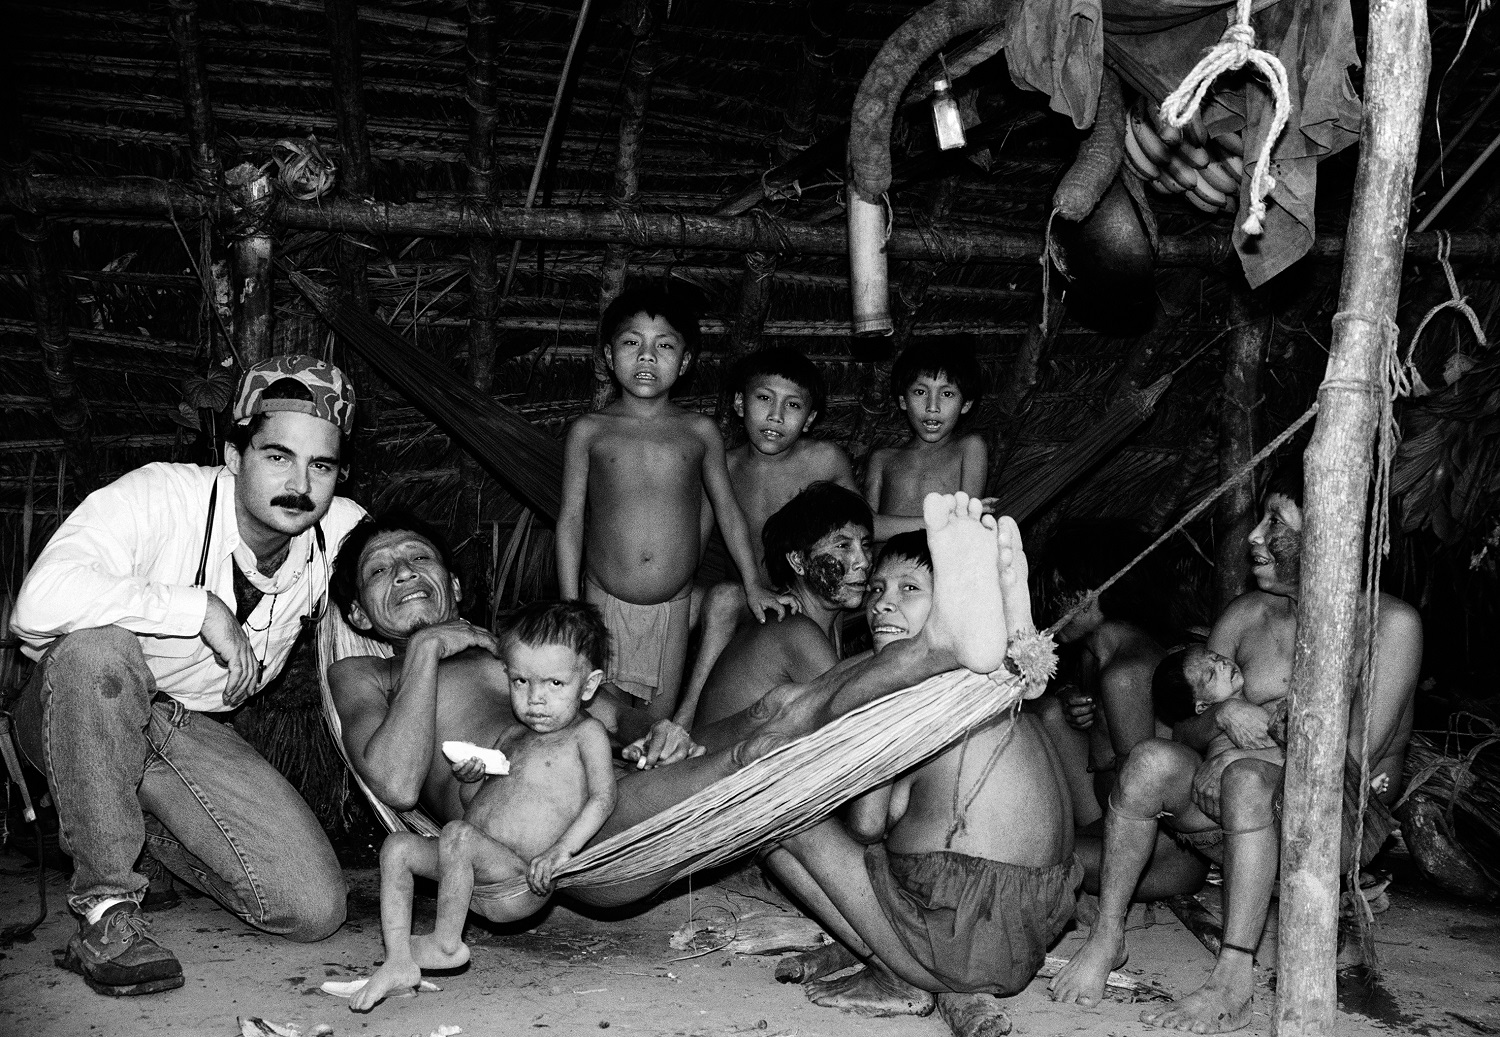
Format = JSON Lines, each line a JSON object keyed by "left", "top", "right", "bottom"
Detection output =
{"left": 85, "top": 896, "right": 133, "bottom": 925}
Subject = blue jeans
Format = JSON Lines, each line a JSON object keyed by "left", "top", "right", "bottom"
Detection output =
{"left": 12, "top": 626, "right": 346, "bottom": 940}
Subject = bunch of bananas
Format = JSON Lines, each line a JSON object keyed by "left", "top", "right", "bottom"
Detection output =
{"left": 1123, "top": 98, "right": 1245, "bottom": 216}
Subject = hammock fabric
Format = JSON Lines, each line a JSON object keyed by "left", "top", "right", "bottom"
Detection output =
{"left": 291, "top": 272, "right": 565, "bottom": 521}
{"left": 315, "top": 604, "right": 1028, "bottom": 897}
{"left": 991, "top": 374, "right": 1171, "bottom": 522}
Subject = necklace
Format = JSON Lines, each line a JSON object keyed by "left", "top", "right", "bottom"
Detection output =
{"left": 242, "top": 589, "right": 277, "bottom": 683}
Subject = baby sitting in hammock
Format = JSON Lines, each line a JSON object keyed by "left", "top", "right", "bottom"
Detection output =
{"left": 348, "top": 601, "right": 617, "bottom": 1012}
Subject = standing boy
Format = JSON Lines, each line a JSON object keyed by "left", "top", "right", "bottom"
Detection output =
{"left": 864, "top": 341, "right": 988, "bottom": 543}
{"left": 556, "top": 287, "right": 790, "bottom": 746}
{"left": 10, "top": 355, "right": 364, "bottom": 996}
{"left": 346, "top": 601, "right": 616, "bottom": 1011}
{"left": 670, "top": 348, "right": 856, "bottom": 736}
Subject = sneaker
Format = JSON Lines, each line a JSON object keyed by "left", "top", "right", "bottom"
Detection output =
{"left": 59, "top": 902, "right": 184, "bottom": 996}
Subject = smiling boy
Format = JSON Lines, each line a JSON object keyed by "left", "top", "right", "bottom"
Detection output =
{"left": 556, "top": 288, "right": 790, "bottom": 746}
{"left": 864, "top": 341, "right": 988, "bottom": 543}
{"left": 11, "top": 355, "right": 365, "bottom": 997}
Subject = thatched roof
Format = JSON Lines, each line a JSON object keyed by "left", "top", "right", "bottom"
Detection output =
{"left": 0, "top": 0, "right": 1497, "bottom": 572}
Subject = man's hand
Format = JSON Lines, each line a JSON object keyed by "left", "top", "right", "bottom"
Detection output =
{"left": 1056, "top": 682, "right": 1096, "bottom": 731}
{"left": 408, "top": 620, "right": 502, "bottom": 661}
{"left": 201, "top": 595, "right": 259, "bottom": 708}
{"left": 527, "top": 844, "right": 572, "bottom": 896}
{"left": 1214, "top": 698, "right": 1278, "bottom": 750}
{"left": 450, "top": 756, "right": 487, "bottom": 783}
{"left": 744, "top": 582, "right": 798, "bottom": 623}
{"left": 622, "top": 720, "right": 707, "bottom": 770}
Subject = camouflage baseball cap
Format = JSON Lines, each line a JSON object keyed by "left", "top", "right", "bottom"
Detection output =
{"left": 233, "top": 354, "right": 356, "bottom": 435}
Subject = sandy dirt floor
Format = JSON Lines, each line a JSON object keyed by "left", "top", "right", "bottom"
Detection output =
{"left": 2, "top": 846, "right": 1497, "bottom": 1037}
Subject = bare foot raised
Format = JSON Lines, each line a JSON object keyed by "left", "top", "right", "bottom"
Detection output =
{"left": 922, "top": 492, "right": 1007, "bottom": 675}
{"left": 1140, "top": 975, "right": 1254, "bottom": 1034}
{"left": 996, "top": 515, "right": 1035, "bottom": 636}
{"left": 776, "top": 941, "right": 859, "bottom": 984}
{"left": 807, "top": 962, "right": 936, "bottom": 1017}
{"left": 410, "top": 933, "right": 470, "bottom": 970}
{"left": 348, "top": 957, "right": 422, "bottom": 1012}
{"left": 1048, "top": 924, "right": 1127, "bottom": 1007}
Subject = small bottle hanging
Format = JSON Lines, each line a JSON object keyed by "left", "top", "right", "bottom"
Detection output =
{"left": 930, "top": 77, "right": 966, "bottom": 151}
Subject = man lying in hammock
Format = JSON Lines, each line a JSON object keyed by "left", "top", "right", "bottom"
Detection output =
{"left": 328, "top": 492, "right": 1066, "bottom": 1016}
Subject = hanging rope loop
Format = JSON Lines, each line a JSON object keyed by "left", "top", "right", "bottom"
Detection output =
{"left": 1159, "top": 0, "right": 1291, "bottom": 237}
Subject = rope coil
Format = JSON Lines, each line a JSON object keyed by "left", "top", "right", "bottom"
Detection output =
{"left": 1159, "top": 0, "right": 1291, "bottom": 237}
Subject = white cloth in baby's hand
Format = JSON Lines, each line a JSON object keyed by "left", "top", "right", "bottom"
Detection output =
{"left": 441, "top": 740, "right": 510, "bottom": 775}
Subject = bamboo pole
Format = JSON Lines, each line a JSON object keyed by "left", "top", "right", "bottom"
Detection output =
{"left": 594, "top": 5, "right": 656, "bottom": 409}
{"left": 325, "top": 0, "right": 378, "bottom": 428}
{"left": 1278, "top": 0, "right": 1429, "bottom": 1033}
{"left": 4, "top": 175, "right": 1499, "bottom": 268}
{"left": 1215, "top": 279, "right": 1269, "bottom": 611}
{"left": 166, "top": 0, "right": 220, "bottom": 185}
{"left": 224, "top": 164, "right": 275, "bottom": 367}
{"left": 464, "top": 0, "right": 501, "bottom": 393}
{"left": 717, "top": 251, "right": 778, "bottom": 435}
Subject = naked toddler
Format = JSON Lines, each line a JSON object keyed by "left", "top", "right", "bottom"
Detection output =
{"left": 348, "top": 601, "right": 617, "bottom": 1011}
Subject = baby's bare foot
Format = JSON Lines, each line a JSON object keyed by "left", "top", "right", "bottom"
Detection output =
{"left": 348, "top": 958, "right": 422, "bottom": 1012}
{"left": 1048, "top": 924, "right": 1127, "bottom": 1008}
{"left": 410, "top": 933, "right": 470, "bottom": 970}
{"left": 922, "top": 492, "right": 1007, "bottom": 676}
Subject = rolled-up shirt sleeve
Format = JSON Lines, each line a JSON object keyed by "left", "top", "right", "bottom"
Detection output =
{"left": 12, "top": 468, "right": 210, "bottom": 651}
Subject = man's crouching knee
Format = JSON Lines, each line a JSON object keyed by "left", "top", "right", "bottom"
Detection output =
{"left": 264, "top": 865, "right": 348, "bottom": 942}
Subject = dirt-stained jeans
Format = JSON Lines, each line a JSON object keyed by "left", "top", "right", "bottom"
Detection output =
{"left": 12, "top": 626, "right": 346, "bottom": 940}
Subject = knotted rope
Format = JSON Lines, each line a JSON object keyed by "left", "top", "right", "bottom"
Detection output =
{"left": 1409, "top": 231, "right": 1490, "bottom": 363}
{"left": 1159, "top": 0, "right": 1290, "bottom": 237}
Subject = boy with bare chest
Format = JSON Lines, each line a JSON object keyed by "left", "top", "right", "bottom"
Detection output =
{"left": 346, "top": 602, "right": 616, "bottom": 1012}
{"left": 864, "top": 341, "right": 989, "bottom": 543}
{"left": 557, "top": 288, "right": 789, "bottom": 744}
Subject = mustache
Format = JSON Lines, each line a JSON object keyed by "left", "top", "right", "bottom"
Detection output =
{"left": 270, "top": 493, "right": 316, "bottom": 512}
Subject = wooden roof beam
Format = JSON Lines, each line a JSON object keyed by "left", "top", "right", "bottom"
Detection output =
{"left": 166, "top": 0, "right": 221, "bottom": 186}
{"left": 465, "top": 0, "right": 502, "bottom": 393}
{"left": 8, "top": 175, "right": 1500, "bottom": 269}
{"left": 778, "top": 0, "right": 850, "bottom": 159}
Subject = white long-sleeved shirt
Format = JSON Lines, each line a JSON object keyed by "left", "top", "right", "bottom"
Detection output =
{"left": 12, "top": 462, "right": 365, "bottom": 711}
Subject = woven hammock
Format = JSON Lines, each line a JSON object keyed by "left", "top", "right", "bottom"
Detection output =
{"left": 314, "top": 604, "right": 1026, "bottom": 896}
{"left": 992, "top": 375, "right": 1172, "bottom": 522}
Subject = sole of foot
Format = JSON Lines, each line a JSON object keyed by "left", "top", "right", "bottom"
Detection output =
{"left": 922, "top": 492, "right": 1008, "bottom": 676}
{"left": 806, "top": 964, "right": 936, "bottom": 1017}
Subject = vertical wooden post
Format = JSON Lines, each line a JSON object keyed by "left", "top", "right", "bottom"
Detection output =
{"left": 593, "top": 2, "right": 656, "bottom": 411}
{"left": 778, "top": 0, "right": 849, "bottom": 159}
{"left": 464, "top": 0, "right": 502, "bottom": 393}
{"left": 717, "top": 251, "right": 778, "bottom": 436}
{"left": 1215, "top": 279, "right": 1269, "bottom": 611}
{"left": 167, "top": 0, "right": 221, "bottom": 186}
{"left": 325, "top": 0, "right": 378, "bottom": 427}
{"left": 225, "top": 164, "right": 275, "bottom": 367}
{"left": 1278, "top": 1, "right": 1428, "bottom": 1034}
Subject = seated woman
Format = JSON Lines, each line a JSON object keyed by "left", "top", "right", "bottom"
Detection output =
{"left": 1034, "top": 523, "right": 1208, "bottom": 900}
{"left": 686, "top": 482, "right": 872, "bottom": 729}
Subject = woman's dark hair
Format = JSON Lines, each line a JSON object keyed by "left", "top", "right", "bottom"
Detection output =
{"left": 762, "top": 482, "right": 873, "bottom": 590}
{"left": 331, "top": 508, "right": 455, "bottom": 622}
{"left": 1151, "top": 646, "right": 1199, "bottom": 727}
{"left": 1043, "top": 520, "right": 1182, "bottom": 643}
{"left": 875, "top": 530, "right": 931, "bottom": 573}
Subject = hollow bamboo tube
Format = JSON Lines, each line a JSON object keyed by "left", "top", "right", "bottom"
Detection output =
{"left": 848, "top": 192, "right": 892, "bottom": 336}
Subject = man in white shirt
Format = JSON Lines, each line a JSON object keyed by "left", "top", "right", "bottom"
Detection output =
{"left": 10, "top": 355, "right": 366, "bottom": 997}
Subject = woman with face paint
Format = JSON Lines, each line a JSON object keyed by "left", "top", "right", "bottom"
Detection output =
{"left": 680, "top": 482, "right": 874, "bottom": 730}
{"left": 1051, "top": 457, "right": 1423, "bottom": 1034}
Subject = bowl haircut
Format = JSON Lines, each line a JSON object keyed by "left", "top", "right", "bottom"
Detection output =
{"left": 762, "top": 482, "right": 874, "bottom": 591}
{"left": 736, "top": 346, "right": 827, "bottom": 418}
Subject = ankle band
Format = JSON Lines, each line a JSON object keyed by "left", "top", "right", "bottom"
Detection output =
{"left": 1220, "top": 940, "right": 1257, "bottom": 960}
